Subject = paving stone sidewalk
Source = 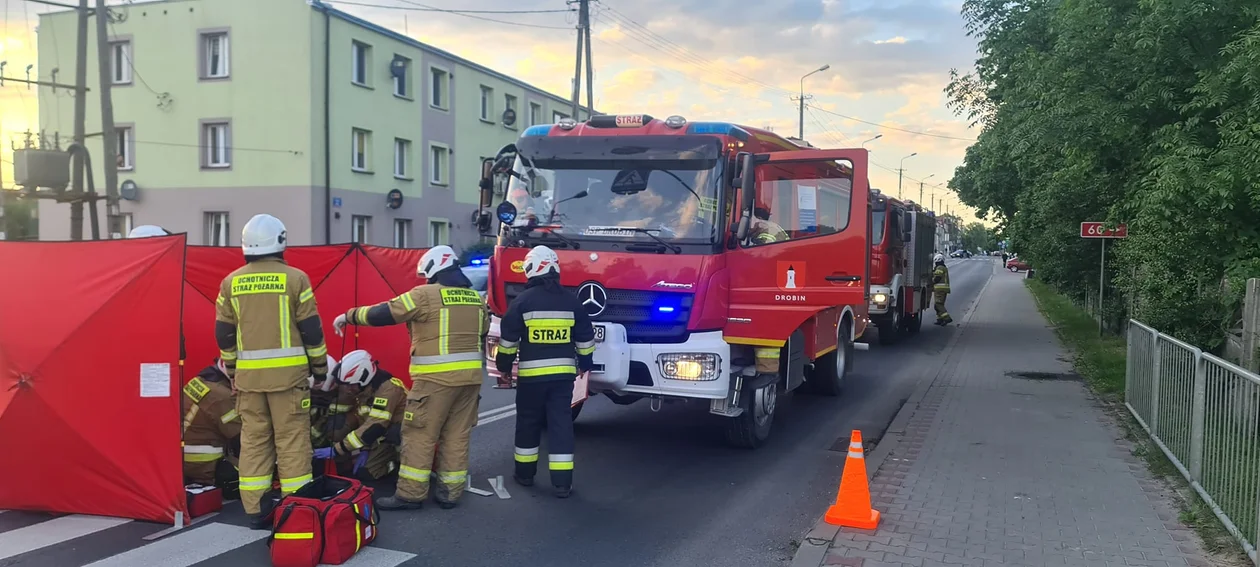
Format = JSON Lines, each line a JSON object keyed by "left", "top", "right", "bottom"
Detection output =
{"left": 808, "top": 269, "right": 1214, "bottom": 567}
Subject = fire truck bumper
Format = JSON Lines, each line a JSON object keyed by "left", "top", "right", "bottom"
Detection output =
{"left": 868, "top": 284, "right": 894, "bottom": 315}
{"left": 589, "top": 325, "right": 731, "bottom": 401}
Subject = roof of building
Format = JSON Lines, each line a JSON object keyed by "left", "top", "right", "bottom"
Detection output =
{"left": 38, "top": 0, "right": 594, "bottom": 114}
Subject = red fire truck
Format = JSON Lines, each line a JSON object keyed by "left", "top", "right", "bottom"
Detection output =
{"left": 473, "top": 114, "right": 872, "bottom": 448}
{"left": 866, "top": 192, "right": 936, "bottom": 344}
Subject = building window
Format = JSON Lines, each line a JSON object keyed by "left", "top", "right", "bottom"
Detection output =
{"left": 504, "top": 94, "right": 518, "bottom": 128}
{"left": 391, "top": 55, "right": 410, "bottom": 98}
{"left": 116, "top": 126, "right": 134, "bottom": 170}
{"left": 351, "top": 41, "right": 371, "bottom": 86}
{"left": 553, "top": 110, "right": 570, "bottom": 124}
{"left": 429, "top": 66, "right": 449, "bottom": 110}
{"left": 393, "top": 219, "right": 411, "bottom": 248}
{"left": 351, "top": 215, "right": 371, "bottom": 244}
{"left": 205, "top": 212, "right": 230, "bottom": 246}
{"left": 528, "top": 102, "right": 542, "bottom": 127}
{"left": 351, "top": 128, "right": 371, "bottom": 172}
{"left": 110, "top": 40, "right": 132, "bottom": 85}
{"left": 394, "top": 138, "right": 410, "bottom": 178}
{"left": 479, "top": 86, "right": 494, "bottom": 121}
{"left": 428, "top": 219, "right": 449, "bottom": 246}
{"left": 200, "top": 31, "right": 230, "bottom": 79}
{"left": 201, "top": 121, "right": 230, "bottom": 168}
{"left": 428, "top": 143, "right": 449, "bottom": 186}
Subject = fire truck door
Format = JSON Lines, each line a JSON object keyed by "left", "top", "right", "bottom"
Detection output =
{"left": 725, "top": 149, "right": 871, "bottom": 343}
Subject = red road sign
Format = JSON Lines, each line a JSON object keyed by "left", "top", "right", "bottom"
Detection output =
{"left": 1081, "top": 222, "right": 1128, "bottom": 239}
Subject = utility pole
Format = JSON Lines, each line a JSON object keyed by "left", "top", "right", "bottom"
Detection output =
{"left": 94, "top": 0, "right": 121, "bottom": 238}
{"left": 568, "top": 0, "right": 594, "bottom": 117}
{"left": 897, "top": 152, "right": 917, "bottom": 200}
{"left": 71, "top": 0, "right": 90, "bottom": 240}
{"left": 918, "top": 174, "right": 935, "bottom": 207}
{"left": 794, "top": 65, "right": 829, "bottom": 140}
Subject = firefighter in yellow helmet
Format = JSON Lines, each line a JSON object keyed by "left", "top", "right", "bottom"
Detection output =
{"left": 181, "top": 357, "right": 241, "bottom": 498}
{"left": 333, "top": 245, "right": 489, "bottom": 511}
{"left": 214, "top": 214, "right": 329, "bottom": 528}
{"left": 315, "top": 350, "right": 407, "bottom": 480}
{"left": 932, "top": 253, "right": 953, "bottom": 326}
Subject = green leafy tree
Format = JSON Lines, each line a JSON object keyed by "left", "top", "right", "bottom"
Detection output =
{"left": 960, "top": 222, "right": 997, "bottom": 252}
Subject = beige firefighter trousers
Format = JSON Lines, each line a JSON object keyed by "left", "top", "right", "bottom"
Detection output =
{"left": 933, "top": 290, "right": 950, "bottom": 320}
{"left": 396, "top": 381, "right": 480, "bottom": 503}
{"left": 237, "top": 387, "right": 313, "bottom": 515}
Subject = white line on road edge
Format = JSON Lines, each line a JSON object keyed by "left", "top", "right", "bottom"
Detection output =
{"left": 0, "top": 515, "right": 133, "bottom": 561}
{"left": 476, "top": 408, "right": 518, "bottom": 427}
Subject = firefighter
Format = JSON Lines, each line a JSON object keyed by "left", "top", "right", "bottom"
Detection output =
{"left": 310, "top": 355, "right": 359, "bottom": 450}
{"left": 182, "top": 358, "right": 242, "bottom": 498}
{"left": 315, "top": 350, "right": 407, "bottom": 480}
{"left": 495, "top": 245, "right": 595, "bottom": 498}
{"left": 215, "top": 213, "right": 329, "bottom": 529}
{"left": 749, "top": 205, "right": 789, "bottom": 245}
{"left": 932, "top": 253, "right": 953, "bottom": 326}
{"left": 333, "top": 245, "right": 488, "bottom": 511}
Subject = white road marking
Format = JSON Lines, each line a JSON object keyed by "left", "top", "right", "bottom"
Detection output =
{"left": 81, "top": 522, "right": 267, "bottom": 567}
{"left": 337, "top": 547, "right": 418, "bottom": 567}
{"left": 478, "top": 403, "right": 515, "bottom": 419}
{"left": 0, "top": 515, "right": 132, "bottom": 560}
{"left": 476, "top": 408, "right": 518, "bottom": 427}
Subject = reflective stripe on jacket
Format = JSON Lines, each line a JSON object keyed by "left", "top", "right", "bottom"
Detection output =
{"left": 215, "top": 258, "right": 329, "bottom": 392}
{"left": 495, "top": 277, "right": 597, "bottom": 383}
{"left": 340, "top": 376, "right": 408, "bottom": 451}
{"left": 933, "top": 264, "right": 951, "bottom": 293}
{"left": 345, "top": 284, "right": 489, "bottom": 388}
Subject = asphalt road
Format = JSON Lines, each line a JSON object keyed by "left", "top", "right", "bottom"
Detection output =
{"left": 0, "top": 258, "right": 995, "bottom": 567}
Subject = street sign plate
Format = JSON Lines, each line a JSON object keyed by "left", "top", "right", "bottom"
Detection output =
{"left": 1080, "top": 222, "right": 1127, "bottom": 239}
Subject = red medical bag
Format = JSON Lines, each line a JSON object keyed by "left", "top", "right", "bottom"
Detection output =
{"left": 268, "top": 475, "right": 379, "bottom": 567}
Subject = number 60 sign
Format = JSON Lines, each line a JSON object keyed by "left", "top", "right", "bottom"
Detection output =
{"left": 1080, "top": 222, "right": 1128, "bottom": 239}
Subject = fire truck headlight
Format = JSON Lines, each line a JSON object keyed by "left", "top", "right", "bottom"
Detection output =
{"left": 657, "top": 353, "right": 720, "bottom": 381}
{"left": 872, "top": 293, "right": 888, "bottom": 305}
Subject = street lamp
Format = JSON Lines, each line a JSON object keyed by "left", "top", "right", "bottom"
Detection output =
{"left": 798, "top": 64, "right": 830, "bottom": 140}
{"left": 897, "top": 152, "right": 917, "bottom": 199}
{"left": 861, "top": 134, "right": 882, "bottom": 149}
{"left": 918, "top": 173, "right": 935, "bottom": 206}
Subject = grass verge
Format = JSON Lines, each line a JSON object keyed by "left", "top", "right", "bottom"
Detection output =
{"left": 1026, "top": 279, "right": 1250, "bottom": 564}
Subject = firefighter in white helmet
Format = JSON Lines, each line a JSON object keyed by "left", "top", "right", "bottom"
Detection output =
{"left": 333, "top": 245, "right": 488, "bottom": 510}
{"left": 932, "top": 253, "right": 952, "bottom": 326}
{"left": 214, "top": 214, "right": 330, "bottom": 528}
{"left": 314, "top": 350, "right": 407, "bottom": 480}
{"left": 127, "top": 225, "right": 170, "bottom": 238}
{"left": 494, "top": 245, "right": 595, "bottom": 498}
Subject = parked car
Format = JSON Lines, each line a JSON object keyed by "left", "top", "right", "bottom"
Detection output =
{"left": 949, "top": 249, "right": 973, "bottom": 258}
{"left": 1006, "top": 257, "right": 1031, "bottom": 272}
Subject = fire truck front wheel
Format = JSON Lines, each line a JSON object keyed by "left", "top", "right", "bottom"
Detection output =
{"left": 876, "top": 304, "right": 904, "bottom": 345}
{"left": 724, "top": 378, "right": 777, "bottom": 449}
{"left": 805, "top": 317, "right": 852, "bottom": 397}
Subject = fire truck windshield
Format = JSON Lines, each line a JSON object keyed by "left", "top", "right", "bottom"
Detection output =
{"left": 507, "top": 135, "right": 724, "bottom": 243}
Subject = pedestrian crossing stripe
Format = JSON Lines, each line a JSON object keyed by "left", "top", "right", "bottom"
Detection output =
{"left": 0, "top": 512, "right": 417, "bottom": 567}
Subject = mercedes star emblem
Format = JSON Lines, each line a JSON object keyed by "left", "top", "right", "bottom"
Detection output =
{"left": 578, "top": 282, "right": 608, "bottom": 317}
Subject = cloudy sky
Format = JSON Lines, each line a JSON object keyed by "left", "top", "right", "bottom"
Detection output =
{"left": 0, "top": 0, "right": 982, "bottom": 224}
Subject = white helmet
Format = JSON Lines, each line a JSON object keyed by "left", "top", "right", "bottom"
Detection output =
{"left": 418, "top": 245, "right": 459, "bottom": 279}
{"left": 523, "top": 245, "right": 560, "bottom": 279}
{"left": 241, "top": 214, "right": 287, "bottom": 256}
{"left": 333, "top": 350, "right": 376, "bottom": 387}
{"left": 933, "top": 253, "right": 945, "bottom": 263}
{"left": 127, "top": 225, "right": 168, "bottom": 238}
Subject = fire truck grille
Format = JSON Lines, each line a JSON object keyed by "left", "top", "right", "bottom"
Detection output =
{"left": 503, "top": 283, "right": 694, "bottom": 344}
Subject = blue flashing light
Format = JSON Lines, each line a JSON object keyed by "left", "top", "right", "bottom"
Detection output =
{"left": 657, "top": 306, "right": 675, "bottom": 313}
{"left": 521, "top": 125, "right": 552, "bottom": 137}
{"left": 686, "top": 122, "right": 750, "bottom": 141}
{"left": 468, "top": 258, "right": 487, "bottom": 266}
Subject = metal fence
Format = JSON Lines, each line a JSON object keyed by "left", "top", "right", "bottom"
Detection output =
{"left": 1127, "top": 320, "right": 1260, "bottom": 564}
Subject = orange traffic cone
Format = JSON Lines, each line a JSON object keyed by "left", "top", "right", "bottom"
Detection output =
{"left": 823, "top": 430, "right": 881, "bottom": 529}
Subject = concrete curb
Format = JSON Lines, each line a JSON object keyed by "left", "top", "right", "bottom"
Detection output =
{"left": 789, "top": 260, "right": 998, "bottom": 567}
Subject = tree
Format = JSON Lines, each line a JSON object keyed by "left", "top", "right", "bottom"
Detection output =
{"left": 960, "top": 222, "right": 996, "bottom": 252}
{"left": 1, "top": 195, "right": 37, "bottom": 241}
{"left": 945, "top": 0, "right": 1260, "bottom": 347}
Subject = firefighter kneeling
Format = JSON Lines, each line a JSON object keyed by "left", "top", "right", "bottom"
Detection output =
{"left": 334, "top": 245, "right": 488, "bottom": 511}
{"left": 182, "top": 358, "right": 241, "bottom": 498}
{"left": 313, "top": 350, "right": 406, "bottom": 480}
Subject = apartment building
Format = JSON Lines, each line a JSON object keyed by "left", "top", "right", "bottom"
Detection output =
{"left": 35, "top": 0, "right": 590, "bottom": 247}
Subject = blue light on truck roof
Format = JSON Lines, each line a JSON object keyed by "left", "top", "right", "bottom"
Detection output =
{"left": 686, "top": 122, "right": 750, "bottom": 141}
{"left": 521, "top": 125, "right": 552, "bottom": 137}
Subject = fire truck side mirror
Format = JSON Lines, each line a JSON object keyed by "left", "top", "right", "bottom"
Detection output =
{"left": 733, "top": 151, "right": 760, "bottom": 241}
{"left": 479, "top": 157, "right": 495, "bottom": 209}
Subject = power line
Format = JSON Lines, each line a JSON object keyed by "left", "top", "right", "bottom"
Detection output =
{"left": 326, "top": 0, "right": 572, "bottom": 14}
{"left": 388, "top": 0, "right": 574, "bottom": 29}
{"left": 807, "top": 104, "right": 976, "bottom": 142}
{"left": 132, "top": 139, "right": 303, "bottom": 155}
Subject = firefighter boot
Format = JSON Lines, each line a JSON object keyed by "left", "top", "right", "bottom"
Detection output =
{"left": 248, "top": 489, "right": 282, "bottom": 530}
{"left": 376, "top": 495, "right": 424, "bottom": 511}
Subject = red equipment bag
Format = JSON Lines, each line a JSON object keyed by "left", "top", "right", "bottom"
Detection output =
{"left": 185, "top": 485, "right": 223, "bottom": 518}
{"left": 268, "top": 475, "right": 380, "bottom": 567}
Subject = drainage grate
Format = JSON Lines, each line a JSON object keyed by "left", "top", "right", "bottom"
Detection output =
{"left": 1005, "top": 371, "right": 1082, "bottom": 381}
